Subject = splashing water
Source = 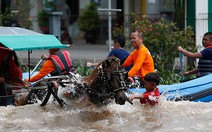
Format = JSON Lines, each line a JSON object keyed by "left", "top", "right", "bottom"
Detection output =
{"left": 0, "top": 95, "right": 211, "bottom": 131}
{"left": 2, "top": 73, "right": 211, "bottom": 131}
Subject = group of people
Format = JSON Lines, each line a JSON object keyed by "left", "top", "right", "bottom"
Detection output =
{"left": 127, "top": 31, "right": 212, "bottom": 105}
{"left": 94, "top": 30, "right": 212, "bottom": 105}
{"left": 87, "top": 30, "right": 159, "bottom": 105}
{"left": 1, "top": 30, "right": 212, "bottom": 107}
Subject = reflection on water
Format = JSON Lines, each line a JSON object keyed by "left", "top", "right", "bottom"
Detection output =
{"left": 0, "top": 96, "right": 212, "bottom": 132}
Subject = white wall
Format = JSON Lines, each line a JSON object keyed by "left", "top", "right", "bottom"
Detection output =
{"left": 79, "top": 0, "right": 90, "bottom": 10}
{"left": 30, "top": 0, "right": 42, "bottom": 32}
{"left": 195, "top": 0, "right": 208, "bottom": 51}
{"left": 146, "top": 0, "right": 160, "bottom": 14}
{"left": 124, "top": 0, "right": 130, "bottom": 36}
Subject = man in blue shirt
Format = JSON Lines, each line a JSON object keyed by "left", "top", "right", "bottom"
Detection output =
{"left": 87, "top": 35, "right": 132, "bottom": 71}
{"left": 107, "top": 35, "right": 132, "bottom": 71}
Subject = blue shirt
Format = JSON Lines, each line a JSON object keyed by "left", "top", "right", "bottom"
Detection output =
{"left": 201, "top": 47, "right": 212, "bottom": 60}
{"left": 107, "top": 48, "right": 132, "bottom": 71}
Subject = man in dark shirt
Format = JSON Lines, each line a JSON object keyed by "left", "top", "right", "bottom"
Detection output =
{"left": 177, "top": 32, "right": 212, "bottom": 77}
{"left": 87, "top": 35, "right": 132, "bottom": 71}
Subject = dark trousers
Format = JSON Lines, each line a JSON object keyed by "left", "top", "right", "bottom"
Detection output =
{"left": 0, "top": 82, "right": 8, "bottom": 106}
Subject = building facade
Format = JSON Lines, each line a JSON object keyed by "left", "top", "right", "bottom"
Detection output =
{"left": 186, "top": 0, "right": 212, "bottom": 51}
{"left": 1, "top": 0, "right": 211, "bottom": 47}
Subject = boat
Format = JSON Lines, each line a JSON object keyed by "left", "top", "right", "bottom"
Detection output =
{"left": 0, "top": 26, "right": 69, "bottom": 106}
{"left": 129, "top": 74, "right": 212, "bottom": 102}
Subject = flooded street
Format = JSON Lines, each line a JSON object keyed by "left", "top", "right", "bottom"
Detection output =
{"left": 0, "top": 97, "right": 211, "bottom": 132}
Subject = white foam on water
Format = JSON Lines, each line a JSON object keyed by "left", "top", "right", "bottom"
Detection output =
{"left": 1, "top": 72, "right": 212, "bottom": 132}
{"left": 0, "top": 99, "right": 211, "bottom": 131}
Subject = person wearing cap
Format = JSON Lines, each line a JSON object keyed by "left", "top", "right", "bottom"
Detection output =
{"left": 122, "top": 30, "right": 155, "bottom": 87}
{"left": 87, "top": 35, "right": 132, "bottom": 71}
{"left": 25, "top": 48, "right": 75, "bottom": 82}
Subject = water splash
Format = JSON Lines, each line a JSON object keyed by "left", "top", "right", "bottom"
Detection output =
{"left": 0, "top": 99, "right": 211, "bottom": 131}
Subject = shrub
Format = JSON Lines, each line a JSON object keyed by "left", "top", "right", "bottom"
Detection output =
{"left": 77, "top": 2, "right": 100, "bottom": 32}
{"left": 38, "top": 10, "right": 49, "bottom": 33}
{"left": 74, "top": 60, "right": 93, "bottom": 76}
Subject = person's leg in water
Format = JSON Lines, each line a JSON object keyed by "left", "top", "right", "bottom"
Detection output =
{"left": 0, "top": 77, "right": 8, "bottom": 106}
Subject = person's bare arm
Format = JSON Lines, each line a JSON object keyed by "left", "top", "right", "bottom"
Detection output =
{"left": 184, "top": 68, "right": 198, "bottom": 76}
{"left": 128, "top": 94, "right": 144, "bottom": 102}
{"left": 177, "top": 46, "right": 202, "bottom": 58}
{"left": 86, "top": 62, "right": 99, "bottom": 67}
{"left": 41, "top": 54, "right": 49, "bottom": 60}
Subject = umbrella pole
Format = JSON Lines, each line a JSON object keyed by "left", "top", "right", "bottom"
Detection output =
{"left": 179, "top": 52, "right": 184, "bottom": 80}
{"left": 30, "top": 59, "right": 43, "bottom": 77}
{"left": 28, "top": 50, "right": 32, "bottom": 82}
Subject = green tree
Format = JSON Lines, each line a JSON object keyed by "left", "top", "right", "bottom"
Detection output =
{"left": 37, "top": 10, "right": 49, "bottom": 33}
{"left": 0, "top": 0, "right": 32, "bottom": 29}
{"left": 77, "top": 2, "right": 100, "bottom": 32}
{"left": 77, "top": 2, "right": 100, "bottom": 43}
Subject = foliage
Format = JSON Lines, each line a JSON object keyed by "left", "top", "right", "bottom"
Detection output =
{"left": 74, "top": 61, "right": 92, "bottom": 76}
{"left": 38, "top": 10, "right": 49, "bottom": 28}
{"left": 112, "top": 23, "right": 124, "bottom": 37}
{"left": 37, "top": 10, "right": 49, "bottom": 33}
{"left": 159, "top": 70, "right": 182, "bottom": 84}
{"left": 16, "top": 0, "right": 33, "bottom": 29}
{"left": 0, "top": 8, "right": 12, "bottom": 26}
{"left": 77, "top": 2, "right": 100, "bottom": 32}
{"left": 0, "top": 0, "right": 33, "bottom": 29}
{"left": 113, "top": 14, "right": 196, "bottom": 84}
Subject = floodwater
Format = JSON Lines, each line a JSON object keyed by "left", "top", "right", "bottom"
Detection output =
{"left": 0, "top": 96, "right": 211, "bottom": 132}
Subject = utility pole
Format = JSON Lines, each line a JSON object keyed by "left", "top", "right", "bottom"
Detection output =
{"left": 98, "top": 0, "right": 121, "bottom": 52}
